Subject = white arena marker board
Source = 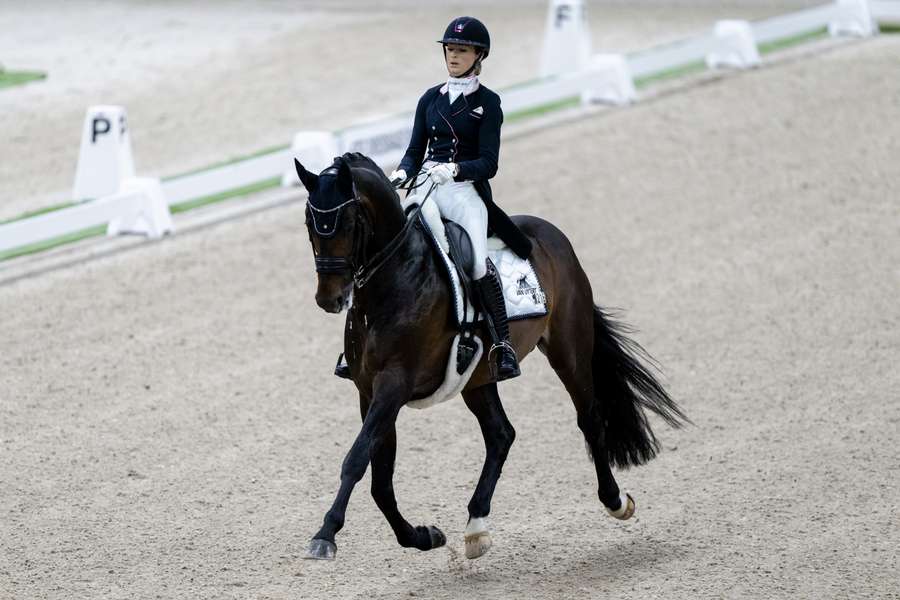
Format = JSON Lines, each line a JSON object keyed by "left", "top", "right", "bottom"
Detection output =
{"left": 540, "top": 0, "right": 592, "bottom": 77}
{"left": 72, "top": 105, "right": 136, "bottom": 201}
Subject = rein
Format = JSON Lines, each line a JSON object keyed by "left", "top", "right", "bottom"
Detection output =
{"left": 353, "top": 181, "right": 436, "bottom": 289}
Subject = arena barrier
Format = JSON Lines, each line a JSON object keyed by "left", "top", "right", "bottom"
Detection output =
{"left": 0, "top": 178, "right": 172, "bottom": 254}
{"left": 1, "top": 0, "right": 894, "bottom": 260}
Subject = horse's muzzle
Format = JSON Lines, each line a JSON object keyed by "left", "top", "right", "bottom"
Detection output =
{"left": 316, "top": 292, "right": 345, "bottom": 313}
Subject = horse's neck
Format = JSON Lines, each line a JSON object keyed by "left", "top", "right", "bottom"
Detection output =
{"left": 354, "top": 224, "right": 439, "bottom": 316}
{"left": 361, "top": 182, "right": 405, "bottom": 252}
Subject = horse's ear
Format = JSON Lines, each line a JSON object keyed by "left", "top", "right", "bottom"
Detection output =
{"left": 336, "top": 159, "right": 354, "bottom": 199}
{"left": 294, "top": 158, "right": 319, "bottom": 192}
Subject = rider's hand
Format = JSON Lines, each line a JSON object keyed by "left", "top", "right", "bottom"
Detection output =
{"left": 389, "top": 169, "right": 407, "bottom": 185}
{"left": 427, "top": 163, "right": 458, "bottom": 185}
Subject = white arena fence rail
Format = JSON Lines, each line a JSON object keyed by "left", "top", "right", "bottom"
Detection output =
{"left": 0, "top": 177, "right": 172, "bottom": 254}
{"left": 870, "top": 0, "right": 900, "bottom": 21}
{"left": 1, "top": 0, "right": 896, "bottom": 261}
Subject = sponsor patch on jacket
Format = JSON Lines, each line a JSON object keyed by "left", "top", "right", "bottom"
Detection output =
{"left": 470, "top": 106, "right": 484, "bottom": 118}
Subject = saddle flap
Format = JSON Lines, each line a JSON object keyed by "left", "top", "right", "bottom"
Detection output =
{"left": 443, "top": 219, "right": 475, "bottom": 279}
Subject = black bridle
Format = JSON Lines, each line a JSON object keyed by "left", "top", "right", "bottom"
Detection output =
{"left": 305, "top": 171, "right": 435, "bottom": 289}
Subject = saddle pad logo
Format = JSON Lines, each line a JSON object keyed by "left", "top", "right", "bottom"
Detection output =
{"left": 516, "top": 275, "right": 546, "bottom": 305}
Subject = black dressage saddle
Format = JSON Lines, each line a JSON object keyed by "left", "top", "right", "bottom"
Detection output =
{"left": 442, "top": 219, "right": 481, "bottom": 375}
{"left": 443, "top": 220, "right": 475, "bottom": 279}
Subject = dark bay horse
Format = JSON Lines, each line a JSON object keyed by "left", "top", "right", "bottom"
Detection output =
{"left": 296, "top": 152, "right": 687, "bottom": 560}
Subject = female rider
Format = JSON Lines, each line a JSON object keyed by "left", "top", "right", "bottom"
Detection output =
{"left": 388, "top": 16, "right": 533, "bottom": 381}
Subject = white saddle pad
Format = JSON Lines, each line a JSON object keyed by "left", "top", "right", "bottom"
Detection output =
{"left": 415, "top": 198, "right": 549, "bottom": 326}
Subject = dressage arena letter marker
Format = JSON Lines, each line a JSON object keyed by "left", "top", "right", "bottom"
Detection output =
{"left": 540, "top": 0, "right": 592, "bottom": 77}
{"left": 73, "top": 105, "right": 136, "bottom": 201}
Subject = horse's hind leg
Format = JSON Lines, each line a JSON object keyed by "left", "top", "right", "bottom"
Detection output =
{"left": 461, "top": 383, "right": 516, "bottom": 559}
{"left": 540, "top": 321, "right": 634, "bottom": 520}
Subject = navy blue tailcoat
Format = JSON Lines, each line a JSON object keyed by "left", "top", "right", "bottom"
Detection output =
{"left": 398, "top": 83, "right": 532, "bottom": 259}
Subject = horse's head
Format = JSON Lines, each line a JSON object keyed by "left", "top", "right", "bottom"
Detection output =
{"left": 296, "top": 157, "right": 372, "bottom": 313}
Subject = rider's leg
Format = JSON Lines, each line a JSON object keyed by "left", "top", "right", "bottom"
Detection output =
{"left": 433, "top": 182, "right": 520, "bottom": 381}
{"left": 474, "top": 261, "right": 521, "bottom": 380}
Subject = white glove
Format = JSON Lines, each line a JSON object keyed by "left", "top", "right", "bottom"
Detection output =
{"left": 389, "top": 169, "right": 407, "bottom": 184}
{"left": 427, "top": 163, "right": 458, "bottom": 185}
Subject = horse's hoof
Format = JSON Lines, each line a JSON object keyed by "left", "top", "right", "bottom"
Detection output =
{"left": 464, "top": 516, "right": 492, "bottom": 559}
{"left": 607, "top": 492, "right": 636, "bottom": 520}
{"left": 464, "top": 531, "right": 493, "bottom": 559}
{"left": 304, "top": 538, "right": 337, "bottom": 560}
{"left": 427, "top": 526, "right": 447, "bottom": 549}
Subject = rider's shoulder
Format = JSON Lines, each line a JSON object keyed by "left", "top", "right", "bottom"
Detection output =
{"left": 474, "top": 84, "right": 501, "bottom": 107}
{"left": 419, "top": 84, "right": 444, "bottom": 103}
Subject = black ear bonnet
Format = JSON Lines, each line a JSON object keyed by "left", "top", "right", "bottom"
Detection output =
{"left": 305, "top": 159, "right": 357, "bottom": 239}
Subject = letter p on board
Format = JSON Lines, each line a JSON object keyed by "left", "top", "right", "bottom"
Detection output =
{"left": 73, "top": 105, "right": 136, "bottom": 201}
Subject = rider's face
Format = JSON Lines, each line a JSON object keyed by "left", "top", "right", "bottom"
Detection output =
{"left": 445, "top": 44, "right": 478, "bottom": 77}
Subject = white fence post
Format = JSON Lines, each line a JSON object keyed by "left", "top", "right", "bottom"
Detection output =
{"left": 582, "top": 54, "right": 636, "bottom": 105}
{"left": 829, "top": 0, "right": 876, "bottom": 36}
{"left": 706, "top": 20, "right": 761, "bottom": 69}
{"left": 107, "top": 178, "right": 173, "bottom": 239}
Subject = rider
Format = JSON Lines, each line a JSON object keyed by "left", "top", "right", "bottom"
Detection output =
{"left": 389, "top": 16, "right": 533, "bottom": 381}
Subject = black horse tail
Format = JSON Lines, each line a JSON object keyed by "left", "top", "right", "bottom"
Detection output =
{"left": 591, "top": 306, "right": 689, "bottom": 468}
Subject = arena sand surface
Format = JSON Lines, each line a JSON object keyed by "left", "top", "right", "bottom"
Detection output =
{"left": 2, "top": 10, "right": 899, "bottom": 600}
{"left": 0, "top": 0, "right": 817, "bottom": 220}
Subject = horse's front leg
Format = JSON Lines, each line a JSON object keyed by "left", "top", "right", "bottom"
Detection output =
{"left": 305, "top": 372, "right": 443, "bottom": 559}
{"left": 370, "top": 422, "right": 446, "bottom": 551}
{"left": 305, "top": 378, "right": 402, "bottom": 560}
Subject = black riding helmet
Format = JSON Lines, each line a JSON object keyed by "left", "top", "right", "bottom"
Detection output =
{"left": 438, "top": 17, "right": 491, "bottom": 75}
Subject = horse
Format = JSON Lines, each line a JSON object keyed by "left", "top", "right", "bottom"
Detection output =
{"left": 295, "top": 152, "right": 687, "bottom": 560}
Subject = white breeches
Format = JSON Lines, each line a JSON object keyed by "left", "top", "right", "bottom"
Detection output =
{"left": 410, "top": 163, "right": 489, "bottom": 279}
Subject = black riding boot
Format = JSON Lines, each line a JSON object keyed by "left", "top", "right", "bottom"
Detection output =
{"left": 334, "top": 352, "right": 351, "bottom": 380}
{"left": 475, "top": 262, "right": 521, "bottom": 381}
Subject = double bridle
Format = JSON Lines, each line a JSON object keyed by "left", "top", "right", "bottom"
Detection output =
{"left": 306, "top": 172, "right": 435, "bottom": 289}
